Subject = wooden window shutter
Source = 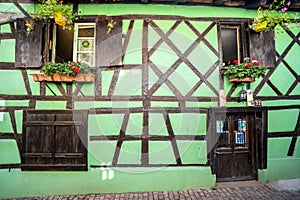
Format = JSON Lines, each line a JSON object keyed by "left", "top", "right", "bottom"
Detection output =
{"left": 22, "top": 110, "right": 88, "bottom": 171}
{"left": 95, "top": 16, "right": 123, "bottom": 67}
{"left": 255, "top": 109, "right": 268, "bottom": 170}
{"left": 15, "top": 18, "right": 43, "bottom": 68}
{"left": 249, "top": 30, "right": 276, "bottom": 68}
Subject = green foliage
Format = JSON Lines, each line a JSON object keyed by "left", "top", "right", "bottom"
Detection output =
{"left": 221, "top": 57, "right": 268, "bottom": 79}
{"left": 35, "top": 0, "right": 77, "bottom": 29}
{"left": 250, "top": 0, "right": 299, "bottom": 33}
{"left": 43, "top": 61, "right": 91, "bottom": 76}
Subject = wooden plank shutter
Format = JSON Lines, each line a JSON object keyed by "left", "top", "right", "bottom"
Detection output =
{"left": 22, "top": 110, "right": 88, "bottom": 171}
{"left": 15, "top": 18, "right": 43, "bottom": 68}
{"left": 255, "top": 109, "right": 267, "bottom": 169}
{"left": 95, "top": 16, "right": 123, "bottom": 67}
{"left": 249, "top": 30, "right": 276, "bottom": 68}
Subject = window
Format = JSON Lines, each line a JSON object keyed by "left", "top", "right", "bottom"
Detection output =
{"left": 22, "top": 110, "right": 88, "bottom": 171}
{"left": 221, "top": 25, "right": 243, "bottom": 65}
{"left": 15, "top": 16, "right": 123, "bottom": 68}
{"left": 52, "top": 23, "right": 96, "bottom": 67}
{"left": 73, "top": 23, "right": 96, "bottom": 67}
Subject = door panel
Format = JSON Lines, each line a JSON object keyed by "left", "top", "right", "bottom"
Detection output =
{"left": 235, "top": 152, "right": 251, "bottom": 177}
{"left": 215, "top": 152, "right": 233, "bottom": 178}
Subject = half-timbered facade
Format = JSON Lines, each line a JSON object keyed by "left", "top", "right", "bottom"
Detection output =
{"left": 0, "top": 0, "right": 299, "bottom": 198}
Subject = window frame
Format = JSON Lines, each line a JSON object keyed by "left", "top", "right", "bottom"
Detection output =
{"left": 73, "top": 22, "right": 96, "bottom": 67}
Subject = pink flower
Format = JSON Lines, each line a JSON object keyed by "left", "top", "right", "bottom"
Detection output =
{"left": 281, "top": 7, "right": 288, "bottom": 12}
{"left": 62, "top": 16, "right": 67, "bottom": 21}
{"left": 244, "top": 57, "right": 251, "bottom": 61}
{"left": 287, "top": 1, "right": 291, "bottom": 6}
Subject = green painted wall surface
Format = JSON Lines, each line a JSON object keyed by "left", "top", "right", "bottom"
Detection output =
{"left": 0, "top": 3, "right": 299, "bottom": 198}
{"left": 0, "top": 167, "right": 215, "bottom": 198}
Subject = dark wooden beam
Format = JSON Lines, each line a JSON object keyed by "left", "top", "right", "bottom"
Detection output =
{"left": 9, "top": 0, "right": 31, "bottom": 17}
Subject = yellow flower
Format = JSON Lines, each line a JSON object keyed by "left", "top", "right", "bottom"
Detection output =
{"left": 54, "top": 12, "right": 67, "bottom": 27}
{"left": 107, "top": 23, "right": 114, "bottom": 29}
{"left": 254, "top": 20, "right": 268, "bottom": 32}
{"left": 25, "top": 23, "right": 33, "bottom": 29}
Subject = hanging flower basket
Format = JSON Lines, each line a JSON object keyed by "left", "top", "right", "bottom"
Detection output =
{"left": 228, "top": 77, "right": 255, "bottom": 83}
{"left": 31, "top": 73, "right": 95, "bottom": 82}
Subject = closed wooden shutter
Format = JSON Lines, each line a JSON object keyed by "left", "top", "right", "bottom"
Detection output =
{"left": 22, "top": 110, "right": 88, "bottom": 171}
{"left": 15, "top": 18, "right": 43, "bottom": 68}
{"left": 249, "top": 30, "right": 276, "bottom": 68}
{"left": 255, "top": 109, "right": 267, "bottom": 169}
{"left": 95, "top": 16, "right": 123, "bottom": 67}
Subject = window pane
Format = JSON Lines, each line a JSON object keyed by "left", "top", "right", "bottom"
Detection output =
{"left": 221, "top": 25, "right": 241, "bottom": 65}
{"left": 216, "top": 117, "right": 230, "bottom": 148}
{"left": 77, "top": 53, "right": 94, "bottom": 67}
{"left": 78, "top": 26, "right": 95, "bottom": 37}
{"left": 78, "top": 39, "right": 94, "bottom": 51}
{"left": 233, "top": 116, "right": 247, "bottom": 147}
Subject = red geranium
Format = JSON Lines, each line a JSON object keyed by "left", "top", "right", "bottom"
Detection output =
{"left": 244, "top": 57, "right": 251, "bottom": 61}
{"left": 220, "top": 57, "right": 268, "bottom": 79}
{"left": 246, "top": 63, "right": 252, "bottom": 68}
{"left": 252, "top": 60, "right": 260, "bottom": 66}
{"left": 233, "top": 60, "right": 239, "bottom": 65}
{"left": 73, "top": 67, "right": 80, "bottom": 73}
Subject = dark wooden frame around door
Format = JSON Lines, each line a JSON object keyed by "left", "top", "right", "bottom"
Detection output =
{"left": 208, "top": 107, "right": 267, "bottom": 182}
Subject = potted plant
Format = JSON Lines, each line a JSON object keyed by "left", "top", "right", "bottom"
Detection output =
{"left": 250, "top": 0, "right": 299, "bottom": 33}
{"left": 32, "top": 61, "right": 95, "bottom": 82}
{"left": 34, "top": 0, "right": 78, "bottom": 30}
{"left": 220, "top": 57, "right": 268, "bottom": 83}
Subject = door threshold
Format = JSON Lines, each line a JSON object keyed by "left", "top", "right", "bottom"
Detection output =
{"left": 217, "top": 176, "right": 254, "bottom": 182}
{"left": 216, "top": 180, "right": 262, "bottom": 188}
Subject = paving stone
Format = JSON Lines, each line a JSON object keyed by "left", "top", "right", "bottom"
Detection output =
{"left": 4, "top": 181, "right": 300, "bottom": 200}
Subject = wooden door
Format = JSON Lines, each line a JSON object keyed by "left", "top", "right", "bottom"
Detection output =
{"left": 214, "top": 113, "right": 255, "bottom": 181}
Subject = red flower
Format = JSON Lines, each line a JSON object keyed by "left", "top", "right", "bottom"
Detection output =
{"left": 227, "top": 60, "right": 231, "bottom": 65}
{"left": 252, "top": 60, "right": 259, "bottom": 66}
{"left": 252, "top": 57, "right": 257, "bottom": 60}
{"left": 244, "top": 57, "right": 251, "bottom": 61}
{"left": 233, "top": 60, "right": 239, "bottom": 65}
{"left": 69, "top": 65, "right": 73, "bottom": 69}
{"left": 73, "top": 67, "right": 80, "bottom": 73}
{"left": 246, "top": 63, "right": 252, "bottom": 68}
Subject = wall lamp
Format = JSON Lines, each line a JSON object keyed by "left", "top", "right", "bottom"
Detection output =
{"left": 238, "top": 88, "right": 247, "bottom": 102}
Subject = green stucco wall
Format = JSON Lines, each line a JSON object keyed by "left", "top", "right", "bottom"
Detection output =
{"left": 0, "top": 3, "right": 300, "bottom": 198}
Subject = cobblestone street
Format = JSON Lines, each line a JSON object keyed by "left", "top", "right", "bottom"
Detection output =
{"left": 4, "top": 181, "right": 300, "bottom": 200}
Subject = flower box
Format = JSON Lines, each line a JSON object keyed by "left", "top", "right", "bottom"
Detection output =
{"left": 228, "top": 77, "right": 255, "bottom": 83}
{"left": 31, "top": 73, "right": 95, "bottom": 82}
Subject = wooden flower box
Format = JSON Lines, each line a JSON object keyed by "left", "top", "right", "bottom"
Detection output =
{"left": 31, "top": 73, "right": 95, "bottom": 82}
{"left": 228, "top": 77, "right": 255, "bottom": 83}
